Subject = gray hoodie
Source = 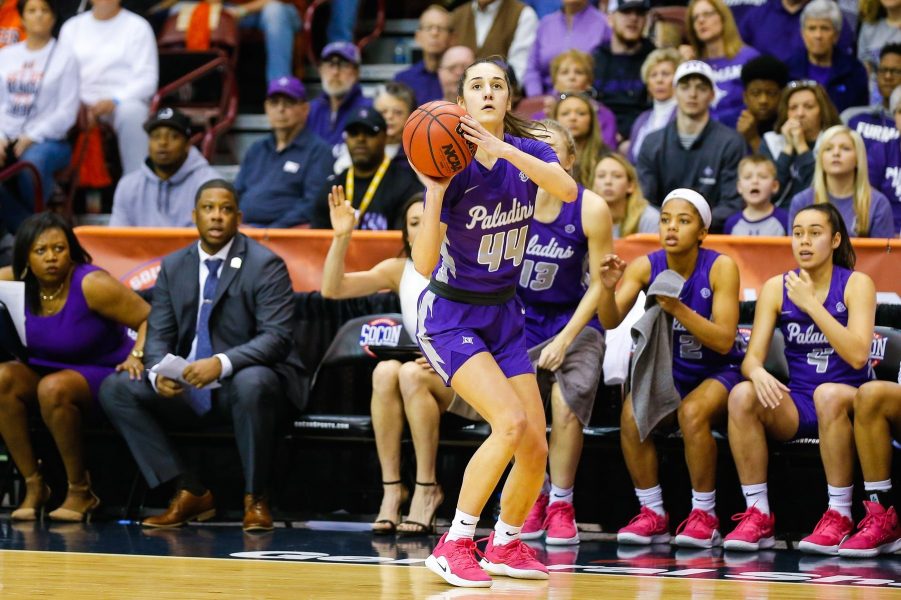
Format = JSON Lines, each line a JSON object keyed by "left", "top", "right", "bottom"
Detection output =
{"left": 109, "top": 146, "right": 220, "bottom": 227}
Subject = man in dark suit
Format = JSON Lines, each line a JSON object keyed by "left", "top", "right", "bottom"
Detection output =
{"left": 99, "top": 179, "right": 303, "bottom": 532}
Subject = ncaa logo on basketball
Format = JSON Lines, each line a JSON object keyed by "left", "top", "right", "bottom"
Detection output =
{"left": 442, "top": 143, "right": 462, "bottom": 172}
{"left": 359, "top": 317, "right": 402, "bottom": 357}
{"left": 870, "top": 332, "right": 887, "bottom": 367}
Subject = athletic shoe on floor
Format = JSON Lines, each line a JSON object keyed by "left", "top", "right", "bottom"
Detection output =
{"left": 425, "top": 533, "right": 492, "bottom": 588}
{"left": 520, "top": 493, "right": 548, "bottom": 540}
{"left": 544, "top": 501, "right": 580, "bottom": 545}
{"left": 723, "top": 507, "right": 775, "bottom": 552}
{"left": 799, "top": 509, "right": 854, "bottom": 555}
{"left": 838, "top": 502, "right": 901, "bottom": 558}
{"left": 478, "top": 532, "right": 549, "bottom": 579}
{"left": 674, "top": 509, "right": 722, "bottom": 548}
{"left": 617, "top": 507, "right": 671, "bottom": 545}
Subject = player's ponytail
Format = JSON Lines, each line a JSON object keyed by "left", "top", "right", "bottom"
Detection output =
{"left": 794, "top": 204, "right": 856, "bottom": 270}
{"left": 457, "top": 56, "right": 542, "bottom": 140}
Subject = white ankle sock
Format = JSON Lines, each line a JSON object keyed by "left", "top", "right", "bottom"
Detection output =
{"left": 493, "top": 518, "right": 521, "bottom": 546}
{"left": 550, "top": 484, "right": 574, "bottom": 505}
{"left": 827, "top": 484, "right": 853, "bottom": 519}
{"left": 446, "top": 509, "right": 479, "bottom": 542}
{"left": 635, "top": 485, "right": 665, "bottom": 516}
{"left": 691, "top": 489, "right": 716, "bottom": 516}
{"left": 741, "top": 483, "right": 770, "bottom": 515}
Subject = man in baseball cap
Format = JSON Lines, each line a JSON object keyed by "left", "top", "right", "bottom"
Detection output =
{"left": 635, "top": 59, "right": 746, "bottom": 232}
{"left": 233, "top": 75, "right": 333, "bottom": 228}
{"left": 109, "top": 106, "right": 221, "bottom": 227}
{"left": 308, "top": 41, "right": 372, "bottom": 150}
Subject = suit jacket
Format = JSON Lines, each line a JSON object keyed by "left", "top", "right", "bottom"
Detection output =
{"left": 144, "top": 233, "right": 306, "bottom": 409}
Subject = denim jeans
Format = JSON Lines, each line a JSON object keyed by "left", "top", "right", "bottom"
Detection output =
{"left": 0, "top": 139, "right": 71, "bottom": 234}
{"left": 326, "top": 0, "right": 359, "bottom": 43}
{"left": 240, "top": 0, "right": 302, "bottom": 83}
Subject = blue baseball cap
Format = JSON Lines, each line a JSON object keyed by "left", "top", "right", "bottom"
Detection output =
{"left": 267, "top": 76, "right": 306, "bottom": 101}
{"left": 321, "top": 41, "right": 360, "bottom": 65}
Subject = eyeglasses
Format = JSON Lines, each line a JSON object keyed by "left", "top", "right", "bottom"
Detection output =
{"left": 419, "top": 24, "right": 451, "bottom": 33}
{"left": 787, "top": 79, "right": 818, "bottom": 90}
{"left": 691, "top": 9, "right": 719, "bottom": 22}
{"left": 321, "top": 59, "right": 355, "bottom": 71}
{"left": 877, "top": 66, "right": 901, "bottom": 78}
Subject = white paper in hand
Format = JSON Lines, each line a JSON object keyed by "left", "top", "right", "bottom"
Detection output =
{"left": 152, "top": 353, "right": 221, "bottom": 389}
{"left": 0, "top": 281, "right": 26, "bottom": 347}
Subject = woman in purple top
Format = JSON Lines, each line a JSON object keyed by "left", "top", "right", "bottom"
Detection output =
{"left": 789, "top": 125, "right": 897, "bottom": 238}
{"left": 724, "top": 204, "right": 875, "bottom": 554}
{"left": 627, "top": 48, "right": 681, "bottom": 164}
{"left": 865, "top": 85, "right": 901, "bottom": 235}
{"left": 522, "top": 0, "right": 611, "bottom": 97}
{"left": 413, "top": 57, "right": 577, "bottom": 588}
{"left": 551, "top": 91, "right": 609, "bottom": 188}
{"left": 598, "top": 189, "right": 743, "bottom": 549}
{"left": 685, "top": 0, "right": 760, "bottom": 129}
{"left": 0, "top": 212, "right": 149, "bottom": 523}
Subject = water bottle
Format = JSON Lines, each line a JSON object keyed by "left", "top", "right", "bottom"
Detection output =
{"left": 394, "top": 40, "right": 407, "bottom": 65}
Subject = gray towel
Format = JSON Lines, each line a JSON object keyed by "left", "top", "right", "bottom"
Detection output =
{"left": 630, "top": 269, "right": 686, "bottom": 442}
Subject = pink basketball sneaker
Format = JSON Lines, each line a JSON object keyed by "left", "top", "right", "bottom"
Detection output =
{"left": 799, "top": 509, "right": 854, "bottom": 555}
{"left": 478, "top": 532, "right": 549, "bottom": 579}
{"left": 674, "top": 509, "right": 722, "bottom": 548}
{"left": 544, "top": 501, "right": 580, "bottom": 545}
{"left": 425, "top": 533, "right": 492, "bottom": 588}
{"left": 617, "top": 506, "right": 671, "bottom": 545}
{"left": 839, "top": 502, "right": 901, "bottom": 558}
{"left": 723, "top": 507, "right": 775, "bottom": 552}
{"left": 520, "top": 493, "right": 548, "bottom": 540}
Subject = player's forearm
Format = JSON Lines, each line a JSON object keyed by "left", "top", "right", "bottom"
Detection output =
{"left": 412, "top": 188, "right": 444, "bottom": 277}
{"left": 500, "top": 145, "right": 577, "bottom": 202}
{"left": 321, "top": 233, "right": 351, "bottom": 298}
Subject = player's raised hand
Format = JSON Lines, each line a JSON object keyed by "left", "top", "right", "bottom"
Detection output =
{"left": 600, "top": 254, "right": 627, "bottom": 289}
{"left": 409, "top": 162, "right": 452, "bottom": 194}
{"left": 328, "top": 185, "right": 356, "bottom": 235}
{"left": 459, "top": 114, "right": 508, "bottom": 157}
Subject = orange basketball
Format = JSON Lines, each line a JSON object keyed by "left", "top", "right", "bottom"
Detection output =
{"left": 402, "top": 101, "right": 475, "bottom": 178}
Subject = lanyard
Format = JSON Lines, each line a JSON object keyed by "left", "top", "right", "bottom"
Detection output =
{"left": 346, "top": 155, "right": 391, "bottom": 226}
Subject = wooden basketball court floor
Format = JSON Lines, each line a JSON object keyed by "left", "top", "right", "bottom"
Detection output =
{"left": 1, "top": 520, "right": 899, "bottom": 599}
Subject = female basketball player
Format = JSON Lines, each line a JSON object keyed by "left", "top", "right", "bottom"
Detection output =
{"left": 598, "top": 189, "right": 743, "bottom": 549}
{"left": 724, "top": 204, "right": 875, "bottom": 554}
{"left": 515, "top": 120, "right": 613, "bottom": 546}
{"left": 412, "top": 57, "right": 577, "bottom": 588}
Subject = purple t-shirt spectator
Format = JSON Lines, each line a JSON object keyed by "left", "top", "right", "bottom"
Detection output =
{"left": 734, "top": 0, "right": 856, "bottom": 66}
{"left": 708, "top": 45, "right": 761, "bottom": 129}
{"left": 845, "top": 106, "right": 899, "bottom": 150}
{"left": 307, "top": 84, "right": 373, "bottom": 149}
{"left": 434, "top": 134, "right": 559, "bottom": 293}
{"left": 866, "top": 137, "right": 901, "bottom": 234}
{"left": 786, "top": 51, "right": 869, "bottom": 113}
{"left": 532, "top": 101, "right": 618, "bottom": 148}
{"left": 394, "top": 61, "right": 443, "bottom": 104}
{"left": 723, "top": 207, "right": 790, "bottom": 235}
{"left": 788, "top": 187, "right": 897, "bottom": 238}
{"left": 522, "top": 5, "right": 611, "bottom": 97}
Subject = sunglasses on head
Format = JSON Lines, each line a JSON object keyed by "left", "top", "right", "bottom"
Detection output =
{"left": 557, "top": 89, "right": 597, "bottom": 102}
{"left": 787, "top": 79, "right": 818, "bottom": 90}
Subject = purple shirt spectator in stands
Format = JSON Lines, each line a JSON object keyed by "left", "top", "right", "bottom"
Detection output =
{"left": 308, "top": 42, "right": 373, "bottom": 153}
{"left": 789, "top": 125, "right": 897, "bottom": 238}
{"left": 627, "top": 48, "right": 681, "bottom": 163}
{"left": 522, "top": 0, "right": 610, "bottom": 97}
{"left": 785, "top": 0, "right": 868, "bottom": 113}
{"left": 437, "top": 45, "right": 475, "bottom": 102}
{"left": 685, "top": 0, "right": 760, "bottom": 129}
{"left": 857, "top": 0, "right": 901, "bottom": 86}
{"left": 394, "top": 5, "right": 451, "bottom": 104}
{"left": 551, "top": 91, "right": 609, "bottom": 189}
{"left": 732, "top": 0, "right": 856, "bottom": 66}
{"left": 736, "top": 55, "right": 789, "bottom": 154}
{"left": 865, "top": 85, "right": 901, "bottom": 233}
{"left": 236, "top": 77, "right": 333, "bottom": 228}
{"left": 842, "top": 44, "right": 901, "bottom": 151}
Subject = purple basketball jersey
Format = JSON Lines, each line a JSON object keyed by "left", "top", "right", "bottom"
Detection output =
{"left": 779, "top": 265, "right": 871, "bottom": 390}
{"left": 518, "top": 185, "right": 602, "bottom": 347}
{"left": 648, "top": 248, "right": 744, "bottom": 381}
{"left": 432, "top": 134, "right": 559, "bottom": 294}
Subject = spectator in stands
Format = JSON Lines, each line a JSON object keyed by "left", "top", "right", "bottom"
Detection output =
{"left": 550, "top": 92, "right": 608, "bottom": 188}
{"left": 236, "top": 77, "right": 332, "bottom": 228}
{"left": 448, "top": 0, "right": 538, "bottom": 84}
{"left": 592, "top": 0, "right": 654, "bottom": 144}
{"left": 109, "top": 107, "right": 220, "bottom": 227}
{"left": 308, "top": 41, "right": 372, "bottom": 152}
{"left": 637, "top": 60, "right": 746, "bottom": 231}
{"left": 0, "top": 0, "right": 24, "bottom": 48}
{"left": 437, "top": 45, "right": 475, "bottom": 102}
{"left": 592, "top": 152, "right": 659, "bottom": 238}
{"left": 724, "top": 203, "right": 875, "bottom": 554}
{"left": 789, "top": 125, "right": 896, "bottom": 238}
{"left": 684, "top": 0, "right": 760, "bottom": 128}
{"left": 725, "top": 154, "right": 789, "bottom": 235}
{"left": 59, "top": 0, "right": 158, "bottom": 175}
{"left": 626, "top": 48, "right": 681, "bottom": 163}
{"left": 735, "top": 0, "right": 856, "bottom": 66}
{"left": 528, "top": 50, "right": 617, "bottom": 148}
{"left": 522, "top": 0, "right": 610, "bottom": 97}
{"left": 320, "top": 195, "right": 454, "bottom": 535}
{"left": 334, "top": 81, "right": 415, "bottom": 174}
{"left": 761, "top": 80, "right": 840, "bottom": 203}
{"left": 0, "top": 0, "right": 78, "bottom": 235}
{"left": 524, "top": 0, "right": 562, "bottom": 18}
{"left": 785, "top": 0, "right": 868, "bottom": 113}
{"left": 0, "top": 212, "right": 149, "bottom": 522}
{"left": 310, "top": 108, "right": 420, "bottom": 230}
{"left": 858, "top": 0, "right": 901, "bottom": 88}
{"left": 865, "top": 85, "right": 901, "bottom": 234}
{"left": 395, "top": 4, "right": 452, "bottom": 104}
{"left": 100, "top": 180, "right": 304, "bottom": 532}
{"left": 737, "top": 55, "right": 790, "bottom": 153}
{"left": 843, "top": 44, "right": 901, "bottom": 149}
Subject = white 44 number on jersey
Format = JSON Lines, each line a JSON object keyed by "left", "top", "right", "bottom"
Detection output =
{"left": 477, "top": 225, "right": 529, "bottom": 272}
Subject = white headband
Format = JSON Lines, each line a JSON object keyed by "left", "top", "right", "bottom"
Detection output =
{"left": 661, "top": 188, "right": 712, "bottom": 229}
